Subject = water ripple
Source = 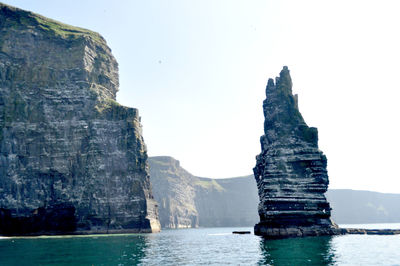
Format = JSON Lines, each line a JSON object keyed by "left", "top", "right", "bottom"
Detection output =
{"left": 0, "top": 225, "right": 399, "bottom": 265}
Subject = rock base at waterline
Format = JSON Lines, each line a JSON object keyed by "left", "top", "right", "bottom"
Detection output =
{"left": 254, "top": 223, "right": 340, "bottom": 238}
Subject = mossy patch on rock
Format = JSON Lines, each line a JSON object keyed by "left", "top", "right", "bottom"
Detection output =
{"left": 0, "top": 3, "right": 103, "bottom": 43}
{"left": 195, "top": 178, "right": 225, "bottom": 192}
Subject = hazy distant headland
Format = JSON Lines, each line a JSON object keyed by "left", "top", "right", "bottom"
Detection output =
{"left": 326, "top": 189, "right": 400, "bottom": 224}
{"left": 149, "top": 156, "right": 259, "bottom": 228}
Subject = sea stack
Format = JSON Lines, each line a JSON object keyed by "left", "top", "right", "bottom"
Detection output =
{"left": 0, "top": 4, "right": 160, "bottom": 235}
{"left": 253, "top": 66, "right": 338, "bottom": 238}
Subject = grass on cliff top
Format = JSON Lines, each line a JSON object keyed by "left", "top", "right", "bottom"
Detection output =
{"left": 1, "top": 3, "right": 104, "bottom": 43}
{"left": 195, "top": 179, "right": 225, "bottom": 192}
{"left": 34, "top": 16, "right": 103, "bottom": 43}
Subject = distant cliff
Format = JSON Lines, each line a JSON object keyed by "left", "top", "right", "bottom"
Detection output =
{"left": 149, "top": 156, "right": 259, "bottom": 228}
{"left": 0, "top": 3, "right": 159, "bottom": 235}
{"left": 149, "top": 157, "right": 198, "bottom": 228}
{"left": 327, "top": 190, "right": 400, "bottom": 224}
{"left": 150, "top": 157, "right": 400, "bottom": 228}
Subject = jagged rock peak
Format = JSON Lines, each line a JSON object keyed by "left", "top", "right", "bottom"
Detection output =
{"left": 266, "top": 66, "right": 293, "bottom": 96}
{"left": 261, "top": 66, "right": 315, "bottom": 147}
{"left": 0, "top": 3, "right": 160, "bottom": 235}
{"left": 254, "top": 67, "right": 339, "bottom": 238}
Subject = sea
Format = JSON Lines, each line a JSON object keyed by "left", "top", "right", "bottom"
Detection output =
{"left": 0, "top": 224, "right": 399, "bottom": 265}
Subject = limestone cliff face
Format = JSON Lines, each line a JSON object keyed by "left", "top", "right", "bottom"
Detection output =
{"left": 148, "top": 156, "right": 198, "bottom": 228}
{"left": 149, "top": 156, "right": 259, "bottom": 228}
{"left": 253, "top": 67, "right": 338, "bottom": 238}
{"left": 0, "top": 4, "right": 160, "bottom": 235}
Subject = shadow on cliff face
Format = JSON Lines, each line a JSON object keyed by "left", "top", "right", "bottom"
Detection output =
{"left": 258, "top": 236, "right": 336, "bottom": 265}
{"left": 0, "top": 203, "right": 77, "bottom": 236}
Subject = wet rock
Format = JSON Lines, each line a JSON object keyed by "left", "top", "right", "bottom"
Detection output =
{"left": 232, "top": 231, "right": 251, "bottom": 234}
{"left": 342, "top": 228, "right": 400, "bottom": 235}
{"left": 253, "top": 67, "right": 338, "bottom": 238}
{"left": 0, "top": 3, "right": 160, "bottom": 235}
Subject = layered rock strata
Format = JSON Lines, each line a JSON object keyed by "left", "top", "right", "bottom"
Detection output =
{"left": 253, "top": 67, "right": 338, "bottom": 238}
{"left": 0, "top": 3, "right": 160, "bottom": 235}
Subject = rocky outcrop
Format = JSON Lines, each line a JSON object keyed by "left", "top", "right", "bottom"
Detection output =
{"left": 253, "top": 67, "right": 338, "bottom": 238}
{"left": 0, "top": 3, "right": 160, "bottom": 235}
{"left": 341, "top": 228, "right": 400, "bottom": 235}
{"left": 149, "top": 156, "right": 259, "bottom": 228}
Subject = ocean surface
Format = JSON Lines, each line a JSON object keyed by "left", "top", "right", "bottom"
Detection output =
{"left": 0, "top": 224, "right": 399, "bottom": 265}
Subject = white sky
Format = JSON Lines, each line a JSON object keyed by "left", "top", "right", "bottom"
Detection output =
{"left": 4, "top": 0, "right": 400, "bottom": 193}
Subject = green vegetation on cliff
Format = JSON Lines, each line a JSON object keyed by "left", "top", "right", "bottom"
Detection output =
{"left": 0, "top": 3, "right": 103, "bottom": 43}
{"left": 194, "top": 178, "right": 225, "bottom": 192}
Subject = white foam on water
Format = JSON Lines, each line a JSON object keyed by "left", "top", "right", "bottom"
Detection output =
{"left": 208, "top": 233, "right": 231, "bottom": 236}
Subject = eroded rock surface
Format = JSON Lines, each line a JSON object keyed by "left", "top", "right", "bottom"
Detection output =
{"left": 253, "top": 67, "right": 338, "bottom": 238}
{"left": 0, "top": 3, "right": 160, "bottom": 235}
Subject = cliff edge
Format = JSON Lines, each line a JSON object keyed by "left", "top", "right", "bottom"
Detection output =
{"left": 0, "top": 3, "right": 160, "bottom": 235}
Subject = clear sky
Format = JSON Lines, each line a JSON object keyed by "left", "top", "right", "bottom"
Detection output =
{"left": 3, "top": 0, "right": 400, "bottom": 193}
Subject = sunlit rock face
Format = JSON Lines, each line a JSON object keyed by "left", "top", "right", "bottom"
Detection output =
{"left": 0, "top": 3, "right": 160, "bottom": 235}
{"left": 253, "top": 66, "right": 338, "bottom": 238}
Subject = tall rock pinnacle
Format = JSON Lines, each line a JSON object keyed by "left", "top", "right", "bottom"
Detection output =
{"left": 253, "top": 66, "right": 338, "bottom": 238}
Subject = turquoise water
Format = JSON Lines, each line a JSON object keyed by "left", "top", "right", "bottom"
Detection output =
{"left": 0, "top": 224, "right": 399, "bottom": 265}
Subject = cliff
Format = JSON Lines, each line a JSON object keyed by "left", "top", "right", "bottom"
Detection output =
{"left": 195, "top": 175, "right": 259, "bottom": 227}
{"left": 0, "top": 3, "right": 160, "bottom": 235}
{"left": 253, "top": 67, "right": 338, "bottom": 238}
{"left": 149, "top": 156, "right": 258, "bottom": 228}
{"left": 148, "top": 156, "right": 198, "bottom": 228}
{"left": 327, "top": 189, "right": 400, "bottom": 224}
